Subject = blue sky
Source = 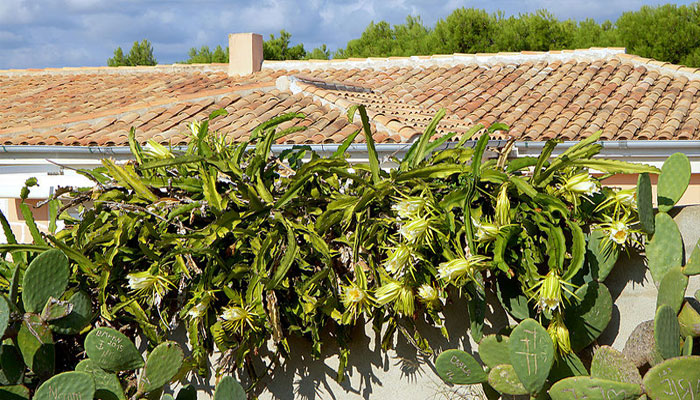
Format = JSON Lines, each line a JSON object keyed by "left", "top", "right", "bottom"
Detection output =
{"left": 0, "top": 0, "right": 695, "bottom": 69}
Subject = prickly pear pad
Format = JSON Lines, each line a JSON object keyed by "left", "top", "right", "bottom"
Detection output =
{"left": 508, "top": 318, "right": 554, "bottom": 394}
{"left": 33, "top": 371, "right": 95, "bottom": 400}
{"left": 435, "top": 349, "right": 487, "bottom": 385}
{"left": 213, "top": 376, "right": 246, "bottom": 400}
{"left": 85, "top": 327, "right": 144, "bottom": 371}
{"left": 139, "top": 341, "right": 184, "bottom": 393}
{"left": 549, "top": 377, "right": 642, "bottom": 400}
{"left": 643, "top": 356, "right": 700, "bottom": 400}
{"left": 21, "top": 249, "right": 69, "bottom": 314}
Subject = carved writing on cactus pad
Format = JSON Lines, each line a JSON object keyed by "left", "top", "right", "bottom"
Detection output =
{"left": 93, "top": 329, "right": 125, "bottom": 352}
{"left": 448, "top": 355, "right": 471, "bottom": 378}
{"left": 658, "top": 367, "right": 700, "bottom": 399}
{"left": 514, "top": 329, "right": 539, "bottom": 374}
{"left": 48, "top": 386, "right": 83, "bottom": 400}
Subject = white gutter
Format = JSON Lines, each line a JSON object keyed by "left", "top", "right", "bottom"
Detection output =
{"left": 1, "top": 141, "right": 699, "bottom": 198}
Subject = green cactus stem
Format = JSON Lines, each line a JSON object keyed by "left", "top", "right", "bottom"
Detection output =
{"left": 585, "top": 229, "right": 620, "bottom": 282}
{"left": 646, "top": 212, "right": 683, "bottom": 285}
{"left": 678, "top": 302, "right": 700, "bottom": 338}
{"left": 636, "top": 172, "right": 654, "bottom": 235}
{"left": 17, "top": 314, "right": 53, "bottom": 376}
{"left": 657, "top": 152, "right": 691, "bottom": 212}
{"left": 642, "top": 356, "right": 700, "bottom": 399}
{"left": 683, "top": 237, "right": 700, "bottom": 276}
{"left": 213, "top": 376, "right": 246, "bottom": 400}
{"left": 0, "top": 295, "right": 10, "bottom": 339}
{"left": 49, "top": 290, "right": 93, "bottom": 335}
{"left": 478, "top": 335, "right": 511, "bottom": 369}
{"left": 76, "top": 359, "right": 126, "bottom": 400}
{"left": 435, "top": 349, "right": 487, "bottom": 385}
{"left": 654, "top": 304, "right": 681, "bottom": 360}
{"left": 590, "top": 346, "right": 642, "bottom": 384}
{"left": 40, "top": 297, "right": 73, "bottom": 322}
{"left": 565, "top": 281, "right": 613, "bottom": 351}
{"left": 0, "top": 343, "right": 24, "bottom": 385}
{"left": 139, "top": 341, "right": 184, "bottom": 393}
{"left": 487, "top": 364, "right": 528, "bottom": 396}
{"left": 21, "top": 249, "right": 69, "bottom": 314}
{"left": 549, "top": 377, "right": 642, "bottom": 400}
{"left": 85, "top": 327, "right": 144, "bottom": 371}
{"left": 682, "top": 335, "right": 693, "bottom": 356}
{"left": 33, "top": 371, "right": 95, "bottom": 400}
{"left": 656, "top": 266, "right": 688, "bottom": 313}
{"left": 508, "top": 318, "right": 554, "bottom": 394}
{"left": 0, "top": 385, "right": 30, "bottom": 400}
{"left": 175, "top": 385, "right": 197, "bottom": 400}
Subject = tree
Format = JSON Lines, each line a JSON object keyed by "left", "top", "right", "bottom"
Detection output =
{"left": 183, "top": 45, "right": 229, "bottom": 64}
{"left": 263, "top": 30, "right": 306, "bottom": 60}
{"left": 108, "top": 39, "right": 157, "bottom": 66}
{"left": 431, "top": 8, "right": 496, "bottom": 54}
{"left": 493, "top": 10, "right": 573, "bottom": 52}
{"left": 305, "top": 44, "right": 330, "bottom": 60}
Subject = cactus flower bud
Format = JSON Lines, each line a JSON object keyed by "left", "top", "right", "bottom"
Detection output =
{"left": 495, "top": 184, "right": 511, "bottom": 226}
{"left": 417, "top": 284, "right": 440, "bottom": 305}
{"left": 474, "top": 218, "right": 500, "bottom": 242}
{"left": 384, "top": 244, "right": 412, "bottom": 276}
{"left": 437, "top": 255, "right": 489, "bottom": 285}
{"left": 547, "top": 313, "right": 572, "bottom": 354}
{"left": 562, "top": 173, "right": 598, "bottom": 195}
{"left": 536, "top": 270, "right": 563, "bottom": 313}
{"left": 392, "top": 197, "right": 424, "bottom": 220}
{"left": 398, "top": 216, "right": 431, "bottom": 244}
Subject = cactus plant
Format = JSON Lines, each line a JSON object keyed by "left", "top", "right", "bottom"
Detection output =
{"left": 17, "top": 314, "right": 54, "bottom": 377}
{"left": 85, "top": 327, "right": 144, "bottom": 371}
{"left": 0, "top": 343, "right": 24, "bottom": 385}
{"left": 656, "top": 266, "right": 688, "bottom": 313}
{"left": 678, "top": 302, "right": 700, "bottom": 338}
{"left": 590, "top": 346, "right": 642, "bottom": 384}
{"left": 636, "top": 172, "right": 654, "bottom": 234}
{"left": 213, "top": 376, "right": 246, "bottom": 400}
{"left": 682, "top": 335, "right": 693, "bottom": 356}
{"left": 0, "top": 385, "right": 30, "bottom": 400}
{"left": 654, "top": 304, "right": 681, "bottom": 360}
{"left": 0, "top": 295, "right": 10, "bottom": 338}
{"left": 642, "top": 356, "right": 700, "bottom": 399}
{"left": 656, "top": 152, "right": 691, "bottom": 212}
{"left": 478, "top": 334, "right": 510, "bottom": 368}
{"left": 139, "top": 341, "right": 184, "bottom": 393}
{"left": 549, "top": 377, "right": 642, "bottom": 400}
{"left": 487, "top": 364, "right": 528, "bottom": 396}
{"left": 49, "top": 291, "right": 93, "bottom": 335}
{"left": 683, "top": 238, "right": 700, "bottom": 276}
{"left": 584, "top": 229, "right": 620, "bottom": 282}
{"left": 435, "top": 349, "right": 486, "bottom": 385}
{"left": 646, "top": 212, "right": 684, "bottom": 285}
{"left": 33, "top": 371, "right": 95, "bottom": 400}
{"left": 76, "top": 359, "right": 126, "bottom": 400}
{"left": 508, "top": 318, "right": 554, "bottom": 394}
{"left": 21, "top": 249, "right": 69, "bottom": 314}
{"left": 565, "top": 281, "right": 613, "bottom": 351}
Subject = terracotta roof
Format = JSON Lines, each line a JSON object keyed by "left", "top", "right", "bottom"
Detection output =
{"left": 3, "top": 48, "right": 700, "bottom": 146}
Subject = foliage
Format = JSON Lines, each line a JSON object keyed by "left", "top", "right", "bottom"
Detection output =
{"left": 263, "top": 30, "right": 306, "bottom": 61}
{"left": 435, "top": 153, "right": 700, "bottom": 398}
{"left": 183, "top": 45, "right": 229, "bottom": 64}
{"left": 108, "top": 39, "right": 157, "bottom": 67}
{"left": 0, "top": 106, "right": 657, "bottom": 393}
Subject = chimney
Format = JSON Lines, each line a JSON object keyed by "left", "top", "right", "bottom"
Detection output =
{"left": 228, "top": 33, "right": 263, "bottom": 76}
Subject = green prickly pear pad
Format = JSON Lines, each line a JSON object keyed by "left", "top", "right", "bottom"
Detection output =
{"left": 487, "top": 364, "right": 528, "bottom": 396}
{"left": 33, "top": 371, "right": 95, "bottom": 400}
{"left": 214, "top": 376, "right": 246, "bottom": 400}
{"left": 85, "top": 327, "right": 144, "bottom": 371}
{"left": 508, "top": 318, "right": 554, "bottom": 394}
{"left": 478, "top": 334, "right": 511, "bottom": 368}
{"left": 76, "top": 358, "right": 126, "bottom": 400}
{"left": 549, "top": 377, "right": 642, "bottom": 400}
{"left": 435, "top": 349, "right": 487, "bottom": 385}
{"left": 21, "top": 249, "right": 69, "bottom": 314}
{"left": 643, "top": 356, "right": 700, "bottom": 399}
{"left": 139, "top": 341, "right": 184, "bottom": 393}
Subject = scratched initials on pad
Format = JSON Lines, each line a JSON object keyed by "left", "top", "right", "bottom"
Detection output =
{"left": 515, "top": 329, "right": 538, "bottom": 374}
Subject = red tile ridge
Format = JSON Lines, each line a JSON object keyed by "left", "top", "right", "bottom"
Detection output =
{"left": 0, "top": 63, "right": 228, "bottom": 76}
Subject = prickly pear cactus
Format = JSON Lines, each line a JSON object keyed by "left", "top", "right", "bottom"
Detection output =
{"left": 17, "top": 314, "right": 54, "bottom": 376}
{"left": 590, "top": 346, "right": 642, "bottom": 384}
{"left": 585, "top": 229, "right": 620, "bottom": 282}
{"left": 213, "top": 376, "right": 246, "bottom": 400}
{"left": 654, "top": 304, "right": 681, "bottom": 360}
{"left": 435, "top": 349, "right": 487, "bottom": 385}
{"left": 0, "top": 384, "right": 30, "bottom": 399}
{"left": 565, "top": 281, "right": 613, "bottom": 351}
{"left": 657, "top": 152, "right": 691, "bottom": 212}
{"left": 1, "top": 343, "right": 24, "bottom": 385}
{"left": 487, "top": 364, "right": 528, "bottom": 396}
{"left": 76, "top": 359, "right": 126, "bottom": 400}
{"left": 33, "top": 371, "right": 95, "bottom": 400}
{"left": 40, "top": 297, "right": 73, "bottom": 322}
{"left": 683, "top": 335, "right": 693, "bottom": 356}
{"left": 678, "top": 302, "right": 700, "bottom": 337}
{"left": 656, "top": 266, "right": 688, "bottom": 313}
{"left": 646, "top": 212, "right": 684, "bottom": 285}
{"left": 684, "top": 237, "right": 700, "bottom": 276}
{"left": 478, "top": 334, "right": 510, "bottom": 369}
{"left": 49, "top": 290, "right": 93, "bottom": 335}
{"left": 162, "top": 395, "right": 175, "bottom": 400}
{"left": 549, "top": 377, "right": 642, "bottom": 400}
{"left": 643, "top": 356, "right": 700, "bottom": 399}
{"left": 21, "top": 249, "right": 69, "bottom": 314}
{"left": 85, "top": 327, "right": 144, "bottom": 371}
{"left": 508, "top": 318, "right": 554, "bottom": 394}
{"left": 139, "top": 341, "right": 184, "bottom": 393}
{"left": 636, "top": 172, "right": 654, "bottom": 235}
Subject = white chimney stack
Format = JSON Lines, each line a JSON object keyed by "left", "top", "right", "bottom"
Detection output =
{"left": 228, "top": 33, "right": 263, "bottom": 76}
